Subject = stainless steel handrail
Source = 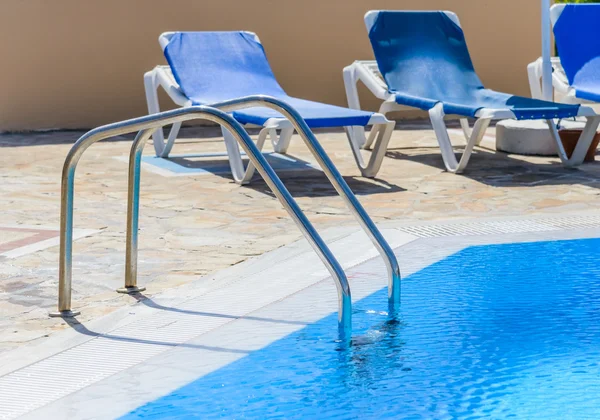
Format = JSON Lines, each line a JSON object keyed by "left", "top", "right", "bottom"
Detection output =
{"left": 50, "top": 105, "right": 352, "bottom": 338}
{"left": 126, "top": 95, "right": 401, "bottom": 314}
{"left": 213, "top": 96, "right": 402, "bottom": 313}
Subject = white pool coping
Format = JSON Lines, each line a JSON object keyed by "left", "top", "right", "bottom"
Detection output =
{"left": 3, "top": 212, "right": 600, "bottom": 419}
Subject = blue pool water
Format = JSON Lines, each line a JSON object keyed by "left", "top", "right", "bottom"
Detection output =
{"left": 123, "top": 239, "right": 600, "bottom": 419}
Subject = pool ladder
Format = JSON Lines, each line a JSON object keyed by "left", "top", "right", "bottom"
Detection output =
{"left": 50, "top": 96, "right": 402, "bottom": 339}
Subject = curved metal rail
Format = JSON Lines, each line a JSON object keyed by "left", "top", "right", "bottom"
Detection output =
{"left": 213, "top": 96, "right": 402, "bottom": 313}
{"left": 50, "top": 105, "right": 352, "bottom": 338}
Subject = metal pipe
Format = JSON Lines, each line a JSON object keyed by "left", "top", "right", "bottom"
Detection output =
{"left": 119, "top": 129, "right": 154, "bottom": 293}
{"left": 211, "top": 95, "right": 402, "bottom": 314}
{"left": 541, "top": 0, "right": 553, "bottom": 101}
{"left": 50, "top": 106, "right": 352, "bottom": 338}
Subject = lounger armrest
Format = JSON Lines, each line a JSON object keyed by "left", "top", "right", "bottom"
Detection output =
{"left": 344, "top": 61, "right": 391, "bottom": 101}
{"left": 152, "top": 66, "right": 190, "bottom": 107}
{"left": 528, "top": 57, "right": 575, "bottom": 102}
{"left": 577, "top": 106, "right": 599, "bottom": 118}
{"left": 367, "top": 114, "right": 392, "bottom": 125}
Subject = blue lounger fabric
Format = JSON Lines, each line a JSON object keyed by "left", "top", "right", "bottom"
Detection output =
{"left": 554, "top": 4, "right": 600, "bottom": 103}
{"left": 164, "top": 31, "right": 374, "bottom": 128}
{"left": 367, "top": 11, "right": 580, "bottom": 120}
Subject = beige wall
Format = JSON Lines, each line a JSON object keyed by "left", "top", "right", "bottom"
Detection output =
{"left": 0, "top": 0, "right": 543, "bottom": 131}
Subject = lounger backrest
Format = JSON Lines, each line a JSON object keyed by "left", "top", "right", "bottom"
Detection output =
{"left": 365, "top": 11, "right": 485, "bottom": 100}
{"left": 553, "top": 4, "right": 600, "bottom": 87}
{"left": 163, "top": 31, "right": 287, "bottom": 104}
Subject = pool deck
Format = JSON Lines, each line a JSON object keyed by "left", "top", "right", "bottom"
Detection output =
{"left": 3, "top": 121, "right": 600, "bottom": 417}
{"left": 3, "top": 215, "right": 600, "bottom": 419}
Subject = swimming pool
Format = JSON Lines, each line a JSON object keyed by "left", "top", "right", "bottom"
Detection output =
{"left": 121, "top": 238, "right": 600, "bottom": 419}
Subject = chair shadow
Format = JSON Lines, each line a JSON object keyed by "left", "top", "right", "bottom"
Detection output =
{"left": 0, "top": 126, "right": 405, "bottom": 198}
{"left": 61, "top": 292, "right": 310, "bottom": 354}
{"left": 140, "top": 149, "right": 404, "bottom": 197}
{"left": 241, "top": 171, "right": 405, "bottom": 198}
{"left": 147, "top": 127, "right": 406, "bottom": 196}
{"left": 385, "top": 146, "right": 600, "bottom": 189}
{"left": 150, "top": 151, "right": 315, "bottom": 178}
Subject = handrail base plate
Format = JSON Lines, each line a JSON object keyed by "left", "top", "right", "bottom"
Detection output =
{"left": 49, "top": 310, "right": 81, "bottom": 318}
{"left": 116, "top": 286, "right": 147, "bottom": 294}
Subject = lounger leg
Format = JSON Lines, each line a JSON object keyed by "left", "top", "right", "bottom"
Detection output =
{"left": 144, "top": 71, "right": 166, "bottom": 156}
{"left": 270, "top": 127, "right": 294, "bottom": 153}
{"left": 361, "top": 128, "right": 376, "bottom": 150}
{"left": 160, "top": 122, "right": 182, "bottom": 158}
{"left": 347, "top": 126, "right": 376, "bottom": 152}
{"left": 458, "top": 118, "right": 491, "bottom": 171}
{"left": 343, "top": 66, "right": 366, "bottom": 150}
{"left": 460, "top": 118, "right": 472, "bottom": 142}
{"left": 222, "top": 127, "right": 270, "bottom": 185}
{"left": 546, "top": 119, "right": 570, "bottom": 163}
{"left": 547, "top": 117, "right": 600, "bottom": 166}
{"left": 429, "top": 103, "right": 490, "bottom": 173}
{"left": 344, "top": 125, "right": 369, "bottom": 152}
{"left": 364, "top": 101, "right": 399, "bottom": 150}
{"left": 222, "top": 127, "right": 247, "bottom": 184}
{"left": 238, "top": 128, "right": 269, "bottom": 184}
{"left": 365, "top": 121, "right": 395, "bottom": 177}
{"left": 144, "top": 71, "right": 183, "bottom": 158}
{"left": 345, "top": 121, "right": 394, "bottom": 178}
{"left": 572, "top": 117, "right": 600, "bottom": 164}
{"left": 346, "top": 114, "right": 391, "bottom": 153}
{"left": 527, "top": 58, "right": 545, "bottom": 100}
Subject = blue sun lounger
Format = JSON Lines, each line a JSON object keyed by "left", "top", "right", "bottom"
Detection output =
{"left": 530, "top": 4, "right": 600, "bottom": 105}
{"left": 344, "top": 10, "right": 600, "bottom": 173}
{"left": 144, "top": 31, "right": 395, "bottom": 184}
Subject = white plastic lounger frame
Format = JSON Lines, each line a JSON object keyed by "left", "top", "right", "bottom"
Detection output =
{"left": 145, "top": 32, "right": 395, "bottom": 183}
{"left": 528, "top": 56, "right": 577, "bottom": 104}
{"left": 344, "top": 11, "right": 600, "bottom": 173}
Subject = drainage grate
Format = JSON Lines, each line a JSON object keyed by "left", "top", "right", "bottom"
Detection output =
{"left": 544, "top": 215, "right": 600, "bottom": 230}
{"left": 396, "top": 215, "right": 600, "bottom": 238}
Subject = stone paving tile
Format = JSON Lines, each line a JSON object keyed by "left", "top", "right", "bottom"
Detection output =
{"left": 2, "top": 122, "right": 600, "bottom": 354}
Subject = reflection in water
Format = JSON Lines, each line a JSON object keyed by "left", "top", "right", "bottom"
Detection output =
{"left": 336, "top": 315, "right": 407, "bottom": 391}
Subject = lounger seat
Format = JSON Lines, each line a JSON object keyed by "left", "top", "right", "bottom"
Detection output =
{"left": 145, "top": 31, "right": 394, "bottom": 183}
{"left": 553, "top": 4, "right": 600, "bottom": 103}
{"left": 393, "top": 90, "right": 579, "bottom": 121}
{"left": 165, "top": 32, "right": 374, "bottom": 128}
{"left": 343, "top": 10, "right": 599, "bottom": 173}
